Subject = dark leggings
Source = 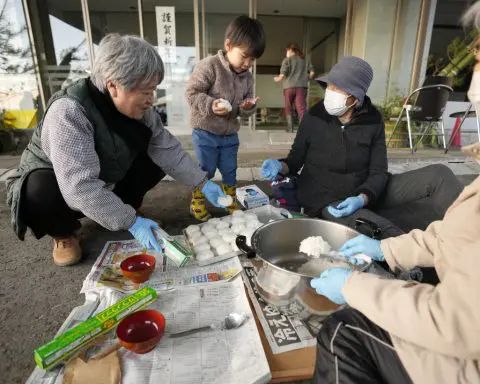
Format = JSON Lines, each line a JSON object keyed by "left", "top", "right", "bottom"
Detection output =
{"left": 21, "top": 154, "right": 165, "bottom": 238}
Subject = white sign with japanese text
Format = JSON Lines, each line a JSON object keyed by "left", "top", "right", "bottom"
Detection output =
{"left": 155, "top": 6, "right": 176, "bottom": 63}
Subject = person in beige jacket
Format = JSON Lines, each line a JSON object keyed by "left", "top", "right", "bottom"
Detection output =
{"left": 309, "top": 5, "right": 480, "bottom": 383}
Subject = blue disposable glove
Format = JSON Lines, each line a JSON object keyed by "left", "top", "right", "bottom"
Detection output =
{"left": 261, "top": 159, "right": 282, "bottom": 180}
{"left": 128, "top": 217, "right": 163, "bottom": 252}
{"left": 327, "top": 196, "right": 365, "bottom": 218}
{"left": 310, "top": 268, "right": 354, "bottom": 305}
{"left": 201, "top": 180, "right": 227, "bottom": 207}
{"left": 339, "top": 235, "right": 384, "bottom": 261}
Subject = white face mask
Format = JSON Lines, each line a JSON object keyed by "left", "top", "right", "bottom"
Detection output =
{"left": 324, "top": 88, "right": 355, "bottom": 116}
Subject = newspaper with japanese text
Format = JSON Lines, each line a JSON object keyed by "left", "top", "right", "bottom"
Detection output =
{"left": 27, "top": 279, "right": 271, "bottom": 384}
{"left": 81, "top": 237, "right": 243, "bottom": 294}
{"left": 242, "top": 262, "right": 332, "bottom": 354}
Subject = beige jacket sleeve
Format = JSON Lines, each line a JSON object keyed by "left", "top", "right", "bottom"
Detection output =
{"left": 380, "top": 221, "right": 442, "bottom": 272}
{"left": 343, "top": 240, "right": 480, "bottom": 359}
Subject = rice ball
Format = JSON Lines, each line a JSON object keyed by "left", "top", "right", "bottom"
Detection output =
{"left": 216, "top": 221, "right": 229, "bottom": 230}
{"left": 221, "top": 216, "right": 232, "bottom": 225}
{"left": 196, "top": 250, "right": 215, "bottom": 261}
{"left": 186, "top": 225, "right": 200, "bottom": 236}
{"left": 217, "top": 195, "right": 233, "bottom": 207}
{"left": 246, "top": 220, "right": 262, "bottom": 229}
{"left": 232, "top": 210, "right": 245, "bottom": 217}
{"left": 222, "top": 233, "right": 236, "bottom": 244}
{"left": 210, "top": 238, "right": 227, "bottom": 248}
{"left": 208, "top": 218, "right": 221, "bottom": 225}
{"left": 204, "top": 231, "right": 218, "bottom": 240}
{"left": 215, "top": 243, "right": 232, "bottom": 256}
{"left": 201, "top": 224, "right": 216, "bottom": 234}
{"left": 231, "top": 224, "right": 245, "bottom": 235}
{"left": 231, "top": 240, "right": 240, "bottom": 252}
{"left": 244, "top": 212, "right": 258, "bottom": 222}
{"left": 202, "top": 228, "right": 216, "bottom": 238}
{"left": 189, "top": 231, "right": 202, "bottom": 241}
{"left": 192, "top": 236, "right": 208, "bottom": 247}
{"left": 194, "top": 243, "right": 211, "bottom": 253}
{"left": 231, "top": 216, "right": 246, "bottom": 226}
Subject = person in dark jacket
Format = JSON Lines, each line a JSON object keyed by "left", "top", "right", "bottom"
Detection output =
{"left": 261, "top": 56, "right": 462, "bottom": 238}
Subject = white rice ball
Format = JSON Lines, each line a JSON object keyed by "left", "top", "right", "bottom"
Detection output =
{"left": 196, "top": 250, "right": 215, "bottom": 261}
{"left": 192, "top": 236, "right": 208, "bottom": 247}
{"left": 222, "top": 233, "right": 236, "bottom": 244}
{"left": 299, "top": 236, "right": 332, "bottom": 258}
{"left": 216, "top": 221, "right": 229, "bottom": 230}
{"left": 246, "top": 220, "right": 262, "bottom": 229}
{"left": 205, "top": 231, "right": 218, "bottom": 240}
{"left": 201, "top": 224, "right": 216, "bottom": 234}
{"left": 215, "top": 243, "right": 232, "bottom": 256}
{"left": 194, "top": 243, "right": 211, "bottom": 253}
{"left": 244, "top": 212, "right": 258, "bottom": 222}
{"left": 231, "top": 224, "right": 245, "bottom": 235}
{"left": 202, "top": 228, "right": 216, "bottom": 238}
{"left": 210, "top": 238, "right": 227, "bottom": 248}
{"left": 208, "top": 218, "right": 221, "bottom": 225}
{"left": 232, "top": 210, "right": 245, "bottom": 217}
{"left": 231, "top": 216, "right": 246, "bottom": 226}
{"left": 188, "top": 231, "right": 202, "bottom": 241}
{"left": 217, "top": 195, "right": 233, "bottom": 207}
{"left": 231, "top": 240, "right": 240, "bottom": 252}
{"left": 186, "top": 225, "right": 200, "bottom": 236}
{"left": 221, "top": 216, "right": 232, "bottom": 225}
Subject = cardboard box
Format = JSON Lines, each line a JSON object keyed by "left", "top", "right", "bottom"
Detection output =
{"left": 34, "top": 287, "right": 157, "bottom": 371}
{"left": 236, "top": 185, "right": 269, "bottom": 209}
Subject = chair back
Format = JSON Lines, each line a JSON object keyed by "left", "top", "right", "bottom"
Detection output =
{"left": 409, "top": 76, "right": 453, "bottom": 122}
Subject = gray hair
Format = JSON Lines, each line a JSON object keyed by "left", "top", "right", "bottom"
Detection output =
{"left": 462, "top": 1, "right": 480, "bottom": 28}
{"left": 91, "top": 34, "right": 164, "bottom": 91}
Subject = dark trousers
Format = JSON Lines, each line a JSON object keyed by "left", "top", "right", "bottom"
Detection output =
{"left": 284, "top": 87, "right": 308, "bottom": 121}
{"left": 314, "top": 308, "right": 413, "bottom": 384}
{"left": 322, "top": 164, "right": 463, "bottom": 239}
{"left": 21, "top": 154, "right": 165, "bottom": 238}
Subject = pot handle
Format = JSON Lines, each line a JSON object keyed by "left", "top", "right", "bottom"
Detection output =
{"left": 355, "top": 218, "right": 382, "bottom": 240}
{"left": 236, "top": 235, "right": 256, "bottom": 259}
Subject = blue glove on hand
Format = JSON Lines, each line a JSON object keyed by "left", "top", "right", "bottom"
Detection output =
{"left": 201, "top": 180, "right": 227, "bottom": 208}
{"left": 261, "top": 159, "right": 282, "bottom": 180}
{"left": 339, "top": 234, "right": 384, "bottom": 261}
{"left": 310, "top": 268, "right": 353, "bottom": 305}
{"left": 128, "top": 217, "right": 163, "bottom": 252}
{"left": 327, "top": 196, "right": 365, "bottom": 218}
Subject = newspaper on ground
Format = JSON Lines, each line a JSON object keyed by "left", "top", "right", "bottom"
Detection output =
{"left": 27, "top": 279, "right": 271, "bottom": 384}
{"left": 242, "top": 261, "right": 332, "bottom": 354}
{"left": 82, "top": 237, "right": 243, "bottom": 294}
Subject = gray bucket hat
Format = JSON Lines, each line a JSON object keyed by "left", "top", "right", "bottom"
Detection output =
{"left": 316, "top": 56, "right": 373, "bottom": 106}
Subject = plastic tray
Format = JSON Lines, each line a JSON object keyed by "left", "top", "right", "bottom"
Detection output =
{"left": 185, "top": 205, "right": 292, "bottom": 266}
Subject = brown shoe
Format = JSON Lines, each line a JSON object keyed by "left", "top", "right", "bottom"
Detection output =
{"left": 53, "top": 236, "right": 82, "bottom": 266}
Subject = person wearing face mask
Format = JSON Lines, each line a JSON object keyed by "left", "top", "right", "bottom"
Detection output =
{"left": 5, "top": 34, "right": 229, "bottom": 266}
{"left": 261, "top": 56, "right": 463, "bottom": 238}
{"left": 273, "top": 43, "right": 315, "bottom": 132}
{"left": 307, "top": 4, "right": 480, "bottom": 383}
{"left": 186, "top": 15, "right": 265, "bottom": 221}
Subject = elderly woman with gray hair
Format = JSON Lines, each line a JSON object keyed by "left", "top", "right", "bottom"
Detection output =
{"left": 6, "top": 34, "right": 228, "bottom": 266}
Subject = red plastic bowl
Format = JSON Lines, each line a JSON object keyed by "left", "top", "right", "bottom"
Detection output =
{"left": 116, "top": 310, "right": 166, "bottom": 354}
{"left": 120, "top": 254, "right": 156, "bottom": 284}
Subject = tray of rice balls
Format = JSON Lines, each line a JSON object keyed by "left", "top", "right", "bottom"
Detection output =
{"left": 184, "top": 205, "right": 292, "bottom": 266}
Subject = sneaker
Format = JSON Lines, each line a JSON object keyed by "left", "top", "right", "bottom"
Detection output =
{"left": 52, "top": 236, "right": 82, "bottom": 266}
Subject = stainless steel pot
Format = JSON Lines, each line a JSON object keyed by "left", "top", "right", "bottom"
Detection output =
{"left": 237, "top": 218, "right": 375, "bottom": 319}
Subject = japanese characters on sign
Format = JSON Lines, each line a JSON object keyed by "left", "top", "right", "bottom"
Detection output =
{"left": 155, "top": 6, "right": 176, "bottom": 63}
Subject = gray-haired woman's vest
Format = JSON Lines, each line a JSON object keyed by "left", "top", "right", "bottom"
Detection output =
{"left": 6, "top": 78, "right": 137, "bottom": 240}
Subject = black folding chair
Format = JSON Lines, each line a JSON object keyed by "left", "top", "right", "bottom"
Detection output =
{"left": 386, "top": 78, "right": 453, "bottom": 154}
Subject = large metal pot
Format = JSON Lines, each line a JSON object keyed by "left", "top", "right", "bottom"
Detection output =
{"left": 237, "top": 218, "right": 375, "bottom": 319}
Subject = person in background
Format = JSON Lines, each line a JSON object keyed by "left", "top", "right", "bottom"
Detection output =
{"left": 262, "top": 56, "right": 462, "bottom": 239}
{"left": 274, "top": 43, "right": 315, "bottom": 132}
{"left": 6, "top": 34, "right": 228, "bottom": 266}
{"left": 309, "top": 4, "right": 480, "bottom": 383}
{"left": 186, "top": 15, "right": 265, "bottom": 221}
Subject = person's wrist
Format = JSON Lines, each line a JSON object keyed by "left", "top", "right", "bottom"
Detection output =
{"left": 357, "top": 194, "right": 368, "bottom": 206}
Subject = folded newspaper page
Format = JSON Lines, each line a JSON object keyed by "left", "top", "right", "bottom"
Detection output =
{"left": 28, "top": 279, "right": 271, "bottom": 384}
{"left": 82, "top": 238, "right": 242, "bottom": 294}
{"left": 242, "top": 262, "right": 332, "bottom": 354}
